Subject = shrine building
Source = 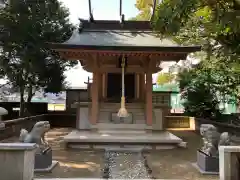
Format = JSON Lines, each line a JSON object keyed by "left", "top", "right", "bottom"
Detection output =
{"left": 50, "top": 20, "right": 201, "bottom": 148}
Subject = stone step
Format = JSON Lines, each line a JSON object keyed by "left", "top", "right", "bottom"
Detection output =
{"left": 98, "top": 111, "right": 145, "bottom": 123}
{"left": 36, "top": 179, "right": 182, "bottom": 180}
{"left": 100, "top": 108, "right": 144, "bottom": 112}
{"left": 98, "top": 130, "right": 146, "bottom": 134}
{"left": 99, "top": 112, "right": 145, "bottom": 118}
{"left": 100, "top": 103, "right": 144, "bottom": 109}
{"left": 93, "top": 123, "right": 146, "bottom": 130}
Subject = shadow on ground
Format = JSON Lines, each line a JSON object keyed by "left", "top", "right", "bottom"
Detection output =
{"left": 1, "top": 128, "right": 219, "bottom": 179}
{"left": 145, "top": 131, "right": 219, "bottom": 180}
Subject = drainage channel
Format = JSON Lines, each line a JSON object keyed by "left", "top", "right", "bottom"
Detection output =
{"left": 102, "top": 148, "right": 154, "bottom": 179}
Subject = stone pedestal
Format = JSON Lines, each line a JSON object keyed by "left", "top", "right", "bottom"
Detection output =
{"left": 193, "top": 150, "right": 219, "bottom": 174}
{"left": 219, "top": 146, "right": 240, "bottom": 180}
{"left": 79, "top": 106, "right": 91, "bottom": 130}
{"left": 73, "top": 102, "right": 91, "bottom": 130}
{"left": 0, "top": 121, "right": 5, "bottom": 129}
{"left": 34, "top": 147, "right": 58, "bottom": 172}
{"left": 0, "top": 143, "right": 37, "bottom": 180}
{"left": 153, "top": 108, "right": 163, "bottom": 130}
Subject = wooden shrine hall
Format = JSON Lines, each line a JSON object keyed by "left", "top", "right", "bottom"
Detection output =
{"left": 50, "top": 18, "right": 201, "bottom": 148}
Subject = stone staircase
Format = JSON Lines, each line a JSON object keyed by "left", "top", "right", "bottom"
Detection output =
{"left": 98, "top": 103, "right": 145, "bottom": 124}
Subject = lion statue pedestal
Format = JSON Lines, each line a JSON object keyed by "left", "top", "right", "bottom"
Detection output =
{"left": 19, "top": 121, "right": 58, "bottom": 172}
{"left": 35, "top": 147, "right": 53, "bottom": 170}
{"left": 193, "top": 124, "right": 231, "bottom": 175}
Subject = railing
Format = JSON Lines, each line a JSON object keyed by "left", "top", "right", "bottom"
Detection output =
{"left": 0, "top": 115, "right": 45, "bottom": 140}
{"left": 194, "top": 118, "right": 240, "bottom": 136}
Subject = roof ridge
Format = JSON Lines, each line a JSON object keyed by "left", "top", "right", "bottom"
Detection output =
{"left": 81, "top": 29, "right": 154, "bottom": 33}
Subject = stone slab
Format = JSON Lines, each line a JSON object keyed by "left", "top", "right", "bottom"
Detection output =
{"left": 111, "top": 112, "right": 133, "bottom": 124}
{"left": 219, "top": 146, "right": 240, "bottom": 180}
{"left": 0, "top": 143, "right": 37, "bottom": 150}
{"left": 35, "top": 148, "right": 52, "bottom": 170}
{"left": 68, "top": 145, "right": 91, "bottom": 149}
{"left": 34, "top": 178, "right": 183, "bottom": 180}
{"left": 124, "top": 145, "right": 152, "bottom": 150}
{"left": 197, "top": 150, "right": 219, "bottom": 173}
{"left": 64, "top": 130, "right": 183, "bottom": 144}
{"left": 105, "top": 147, "right": 143, "bottom": 152}
{"left": 155, "top": 145, "right": 176, "bottom": 150}
{"left": 178, "top": 141, "right": 187, "bottom": 148}
{"left": 192, "top": 163, "right": 219, "bottom": 175}
{"left": 34, "top": 160, "right": 58, "bottom": 173}
{"left": 0, "top": 144, "right": 36, "bottom": 180}
{"left": 0, "top": 122, "right": 5, "bottom": 129}
{"left": 219, "top": 145, "right": 240, "bottom": 153}
{"left": 94, "top": 145, "right": 120, "bottom": 149}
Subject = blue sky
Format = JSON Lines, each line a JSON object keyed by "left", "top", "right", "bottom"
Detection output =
{"left": 61, "top": 0, "right": 141, "bottom": 88}
{"left": 60, "top": 0, "right": 177, "bottom": 88}
{"left": 60, "top": 0, "right": 139, "bottom": 24}
{"left": 0, "top": 0, "right": 141, "bottom": 87}
{"left": 0, "top": 0, "right": 176, "bottom": 87}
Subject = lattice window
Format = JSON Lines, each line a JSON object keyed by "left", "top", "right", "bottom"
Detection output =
{"left": 152, "top": 94, "right": 170, "bottom": 105}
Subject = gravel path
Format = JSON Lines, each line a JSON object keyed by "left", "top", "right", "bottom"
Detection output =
{"left": 105, "top": 150, "right": 151, "bottom": 179}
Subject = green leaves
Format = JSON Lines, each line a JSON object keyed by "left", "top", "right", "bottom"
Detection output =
{"left": 152, "top": 0, "right": 199, "bottom": 37}
{"left": 0, "top": 0, "right": 75, "bottom": 103}
{"left": 178, "top": 57, "right": 240, "bottom": 119}
{"left": 156, "top": 72, "right": 175, "bottom": 85}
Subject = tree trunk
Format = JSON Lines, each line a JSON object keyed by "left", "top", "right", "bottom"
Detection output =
{"left": 19, "top": 86, "right": 25, "bottom": 117}
{"left": 27, "top": 85, "right": 33, "bottom": 103}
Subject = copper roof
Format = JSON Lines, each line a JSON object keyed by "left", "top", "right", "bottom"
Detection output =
{"left": 49, "top": 20, "right": 201, "bottom": 53}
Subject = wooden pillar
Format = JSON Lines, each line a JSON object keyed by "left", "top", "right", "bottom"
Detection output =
{"left": 91, "top": 71, "right": 99, "bottom": 125}
{"left": 135, "top": 74, "right": 140, "bottom": 100}
{"left": 140, "top": 74, "right": 145, "bottom": 101}
{"left": 91, "top": 55, "right": 99, "bottom": 125}
{"left": 98, "top": 73, "right": 102, "bottom": 100}
{"left": 146, "top": 71, "right": 153, "bottom": 126}
{"left": 102, "top": 73, "right": 106, "bottom": 99}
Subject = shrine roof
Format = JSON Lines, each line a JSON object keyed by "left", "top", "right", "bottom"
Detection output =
{"left": 50, "top": 20, "right": 201, "bottom": 53}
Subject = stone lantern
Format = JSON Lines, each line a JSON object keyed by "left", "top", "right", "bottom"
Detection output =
{"left": 0, "top": 107, "right": 8, "bottom": 129}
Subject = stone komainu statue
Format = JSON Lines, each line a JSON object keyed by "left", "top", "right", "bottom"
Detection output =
{"left": 19, "top": 121, "right": 50, "bottom": 151}
{"left": 200, "top": 124, "right": 231, "bottom": 157}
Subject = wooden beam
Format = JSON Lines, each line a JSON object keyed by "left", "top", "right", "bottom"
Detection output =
{"left": 83, "top": 66, "right": 161, "bottom": 73}
{"left": 92, "top": 54, "right": 99, "bottom": 71}
{"left": 55, "top": 49, "right": 189, "bottom": 58}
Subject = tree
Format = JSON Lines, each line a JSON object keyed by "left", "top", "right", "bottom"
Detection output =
{"left": 0, "top": 0, "right": 75, "bottom": 116}
{"left": 156, "top": 72, "right": 174, "bottom": 85}
{"left": 152, "top": 0, "right": 240, "bottom": 57}
{"left": 178, "top": 63, "right": 221, "bottom": 118}
{"left": 151, "top": 0, "right": 240, "bottom": 118}
{"left": 178, "top": 58, "right": 240, "bottom": 119}
{"left": 131, "top": 0, "right": 156, "bottom": 20}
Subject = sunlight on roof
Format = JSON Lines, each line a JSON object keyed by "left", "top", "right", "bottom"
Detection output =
{"left": 79, "top": 135, "right": 87, "bottom": 139}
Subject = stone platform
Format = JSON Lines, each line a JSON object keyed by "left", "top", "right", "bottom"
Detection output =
{"left": 34, "top": 178, "right": 181, "bottom": 180}
{"left": 63, "top": 130, "right": 183, "bottom": 150}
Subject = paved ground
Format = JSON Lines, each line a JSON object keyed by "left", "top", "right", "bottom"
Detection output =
{"left": 145, "top": 131, "right": 218, "bottom": 180}
{"left": 2, "top": 128, "right": 219, "bottom": 179}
